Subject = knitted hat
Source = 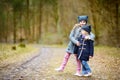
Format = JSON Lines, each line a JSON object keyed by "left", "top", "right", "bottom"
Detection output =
{"left": 78, "top": 15, "right": 88, "bottom": 22}
{"left": 82, "top": 25, "right": 91, "bottom": 34}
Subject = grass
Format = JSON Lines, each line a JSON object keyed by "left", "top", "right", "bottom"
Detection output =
{"left": 41, "top": 45, "right": 120, "bottom": 80}
{"left": 0, "top": 44, "right": 120, "bottom": 80}
{"left": 95, "top": 45, "right": 120, "bottom": 58}
{"left": 0, "top": 43, "right": 38, "bottom": 67}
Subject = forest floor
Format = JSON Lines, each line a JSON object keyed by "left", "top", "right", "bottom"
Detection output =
{"left": 0, "top": 44, "right": 120, "bottom": 80}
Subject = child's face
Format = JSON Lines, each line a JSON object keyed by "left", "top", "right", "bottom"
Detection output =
{"left": 81, "top": 29, "right": 88, "bottom": 35}
{"left": 79, "top": 20, "right": 87, "bottom": 27}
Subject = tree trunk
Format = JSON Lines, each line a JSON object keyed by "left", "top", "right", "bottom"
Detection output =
{"left": 89, "top": 0, "right": 99, "bottom": 45}
{"left": 32, "top": 5, "right": 35, "bottom": 42}
{"left": 115, "top": 1, "right": 119, "bottom": 48}
{"left": 5, "top": 10, "right": 9, "bottom": 43}
{"left": 13, "top": 11, "right": 17, "bottom": 44}
{"left": 45, "top": 10, "right": 49, "bottom": 32}
{"left": 54, "top": 0, "right": 60, "bottom": 34}
{"left": 19, "top": 11, "right": 23, "bottom": 42}
{"left": 37, "top": 1, "right": 43, "bottom": 43}
{"left": 26, "top": 0, "right": 30, "bottom": 42}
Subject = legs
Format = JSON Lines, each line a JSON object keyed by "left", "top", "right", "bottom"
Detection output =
{"left": 55, "top": 53, "right": 81, "bottom": 74}
{"left": 81, "top": 63, "right": 87, "bottom": 75}
{"left": 55, "top": 52, "right": 71, "bottom": 71}
{"left": 74, "top": 54, "right": 81, "bottom": 73}
{"left": 81, "top": 60, "right": 92, "bottom": 76}
{"left": 60, "top": 52, "right": 71, "bottom": 70}
{"left": 55, "top": 53, "right": 81, "bottom": 73}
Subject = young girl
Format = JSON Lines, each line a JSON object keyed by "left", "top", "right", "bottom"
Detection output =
{"left": 74, "top": 25, "right": 94, "bottom": 77}
{"left": 55, "top": 15, "right": 95, "bottom": 76}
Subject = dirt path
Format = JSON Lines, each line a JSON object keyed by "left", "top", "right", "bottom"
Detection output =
{"left": 0, "top": 46, "right": 120, "bottom": 80}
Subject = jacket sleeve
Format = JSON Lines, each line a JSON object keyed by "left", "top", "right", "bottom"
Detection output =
{"left": 89, "top": 32, "right": 95, "bottom": 41}
{"left": 69, "top": 29, "right": 78, "bottom": 44}
{"left": 74, "top": 45, "right": 79, "bottom": 54}
{"left": 89, "top": 40, "right": 94, "bottom": 57}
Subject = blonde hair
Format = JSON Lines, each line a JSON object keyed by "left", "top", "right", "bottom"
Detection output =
{"left": 72, "top": 24, "right": 80, "bottom": 30}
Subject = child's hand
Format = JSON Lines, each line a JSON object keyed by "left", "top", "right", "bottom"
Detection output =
{"left": 75, "top": 23, "right": 81, "bottom": 27}
{"left": 73, "top": 24, "right": 80, "bottom": 30}
{"left": 85, "top": 35, "right": 90, "bottom": 40}
{"left": 89, "top": 56, "right": 93, "bottom": 59}
{"left": 76, "top": 41, "right": 80, "bottom": 46}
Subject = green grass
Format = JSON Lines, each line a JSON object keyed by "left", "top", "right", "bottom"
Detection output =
{"left": 0, "top": 44, "right": 37, "bottom": 61}
{"left": 95, "top": 45, "right": 120, "bottom": 58}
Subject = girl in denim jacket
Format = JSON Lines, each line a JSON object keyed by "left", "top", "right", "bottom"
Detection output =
{"left": 55, "top": 15, "right": 95, "bottom": 76}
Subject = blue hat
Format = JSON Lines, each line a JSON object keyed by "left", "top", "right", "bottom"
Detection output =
{"left": 78, "top": 15, "right": 88, "bottom": 22}
{"left": 82, "top": 25, "right": 91, "bottom": 34}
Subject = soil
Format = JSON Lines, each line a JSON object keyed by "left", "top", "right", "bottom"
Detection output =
{"left": 0, "top": 46, "right": 120, "bottom": 80}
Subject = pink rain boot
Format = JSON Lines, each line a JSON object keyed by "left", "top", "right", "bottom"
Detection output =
{"left": 74, "top": 55, "right": 81, "bottom": 76}
{"left": 55, "top": 53, "right": 71, "bottom": 72}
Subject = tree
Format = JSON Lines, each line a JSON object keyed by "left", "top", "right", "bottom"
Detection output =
{"left": 10, "top": 0, "right": 24, "bottom": 43}
{"left": 115, "top": 0, "right": 120, "bottom": 47}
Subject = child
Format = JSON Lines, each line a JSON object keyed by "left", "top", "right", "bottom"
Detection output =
{"left": 74, "top": 25, "right": 94, "bottom": 77}
{"left": 55, "top": 15, "right": 95, "bottom": 76}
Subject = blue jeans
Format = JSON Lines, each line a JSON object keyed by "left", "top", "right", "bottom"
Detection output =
{"left": 81, "top": 60, "right": 91, "bottom": 75}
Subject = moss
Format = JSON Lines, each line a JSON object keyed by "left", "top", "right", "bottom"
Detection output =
{"left": 12, "top": 45, "right": 17, "bottom": 50}
{"left": 0, "top": 44, "right": 35, "bottom": 61}
{"left": 18, "top": 43, "right": 26, "bottom": 48}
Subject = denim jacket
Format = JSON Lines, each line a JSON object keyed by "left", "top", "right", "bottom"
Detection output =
{"left": 66, "top": 26, "right": 95, "bottom": 54}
